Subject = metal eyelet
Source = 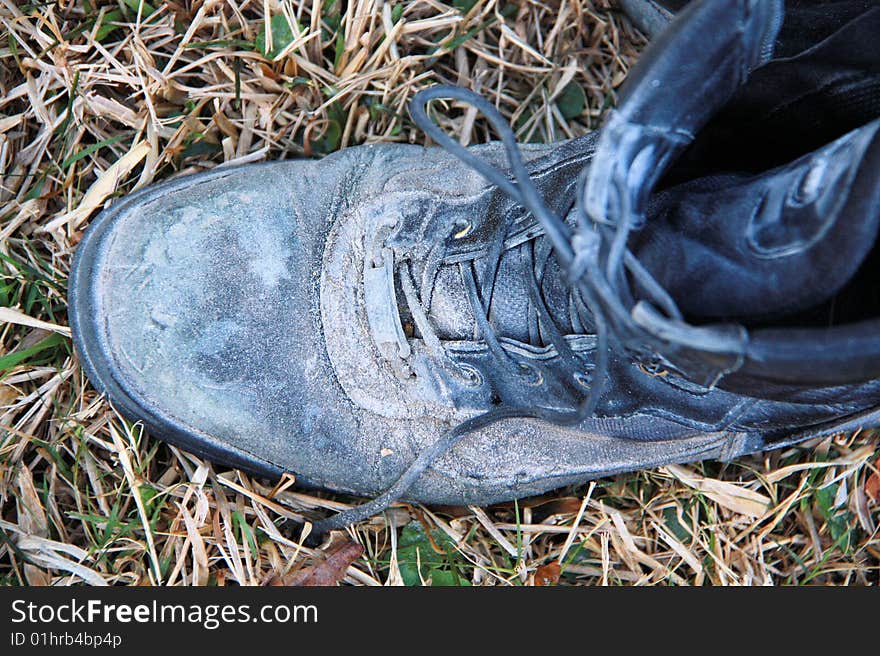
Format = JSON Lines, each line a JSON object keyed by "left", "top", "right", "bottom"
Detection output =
{"left": 573, "top": 371, "right": 592, "bottom": 390}
{"left": 518, "top": 362, "right": 544, "bottom": 387}
{"left": 454, "top": 362, "right": 484, "bottom": 388}
{"left": 638, "top": 357, "right": 668, "bottom": 378}
{"left": 451, "top": 219, "right": 473, "bottom": 240}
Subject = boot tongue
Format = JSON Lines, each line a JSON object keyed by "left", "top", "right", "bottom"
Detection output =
{"left": 425, "top": 239, "right": 574, "bottom": 343}
{"left": 631, "top": 120, "right": 880, "bottom": 324}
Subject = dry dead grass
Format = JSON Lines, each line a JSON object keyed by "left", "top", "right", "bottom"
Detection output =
{"left": 1, "top": 0, "right": 878, "bottom": 586}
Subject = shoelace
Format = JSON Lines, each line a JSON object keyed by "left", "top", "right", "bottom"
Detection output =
{"left": 397, "top": 216, "right": 593, "bottom": 397}
{"left": 309, "top": 85, "right": 695, "bottom": 537}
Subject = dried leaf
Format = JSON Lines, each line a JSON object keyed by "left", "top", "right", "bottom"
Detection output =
{"left": 274, "top": 542, "right": 364, "bottom": 586}
{"left": 0, "top": 307, "right": 72, "bottom": 337}
{"left": 16, "top": 467, "right": 48, "bottom": 538}
{"left": 866, "top": 458, "right": 880, "bottom": 504}
{"left": 534, "top": 562, "right": 561, "bottom": 586}
{"left": 24, "top": 564, "right": 51, "bottom": 586}
{"left": 666, "top": 465, "right": 770, "bottom": 518}
{"left": 0, "top": 112, "right": 23, "bottom": 134}
{"left": 533, "top": 497, "right": 587, "bottom": 516}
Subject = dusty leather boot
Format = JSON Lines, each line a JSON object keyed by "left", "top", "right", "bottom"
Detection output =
{"left": 69, "top": 0, "right": 880, "bottom": 533}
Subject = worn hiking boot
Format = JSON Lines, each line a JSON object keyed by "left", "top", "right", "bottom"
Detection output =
{"left": 70, "top": 0, "right": 880, "bottom": 531}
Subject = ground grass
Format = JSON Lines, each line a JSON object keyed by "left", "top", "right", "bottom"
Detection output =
{"left": 1, "top": 0, "right": 878, "bottom": 586}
